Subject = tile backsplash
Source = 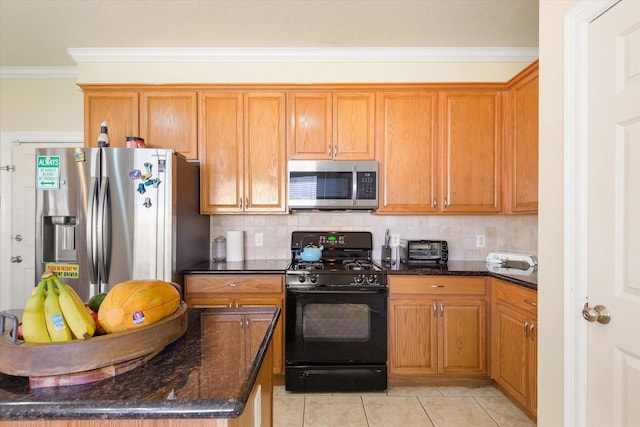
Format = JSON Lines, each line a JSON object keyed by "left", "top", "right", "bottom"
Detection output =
{"left": 209, "top": 213, "right": 538, "bottom": 262}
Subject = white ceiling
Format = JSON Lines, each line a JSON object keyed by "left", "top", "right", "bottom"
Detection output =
{"left": 0, "top": 0, "right": 539, "bottom": 67}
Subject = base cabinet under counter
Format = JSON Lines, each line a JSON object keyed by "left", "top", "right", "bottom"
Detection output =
{"left": 388, "top": 276, "right": 489, "bottom": 385}
{"left": 491, "top": 278, "right": 537, "bottom": 421}
{"left": 185, "top": 274, "right": 285, "bottom": 376}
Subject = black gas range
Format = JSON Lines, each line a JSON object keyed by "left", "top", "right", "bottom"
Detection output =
{"left": 285, "top": 231, "right": 388, "bottom": 392}
{"left": 286, "top": 231, "right": 387, "bottom": 288}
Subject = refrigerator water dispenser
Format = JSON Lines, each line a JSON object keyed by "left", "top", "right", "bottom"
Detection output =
{"left": 42, "top": 216, "right": 77, "bottom": 262}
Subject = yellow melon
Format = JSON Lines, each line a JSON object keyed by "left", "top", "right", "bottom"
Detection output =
{"left": 98, "top": 280, "right": 180, "bottom": 334}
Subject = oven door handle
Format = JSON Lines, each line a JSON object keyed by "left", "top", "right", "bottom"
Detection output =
{"left": 287, "top": 289, "right": 386, "bottom": 295}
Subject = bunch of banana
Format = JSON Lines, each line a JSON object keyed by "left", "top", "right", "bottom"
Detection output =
{"left": 21, "top": 272, "right": 96, "bottom": 343}
{"left": 51, "top": 273, "right": 96, "bottom": 339}
{"left": 21, "top": 277, "right": 51, "bottom": 343}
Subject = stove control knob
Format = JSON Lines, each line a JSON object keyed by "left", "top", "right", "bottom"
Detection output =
{"left": 298, "top": 275, "right": 306, "bottom": 284}
{"left": 309, "top": 274, "right": 319, "bottom": 284}
{"left": 355, "top": 274, "right": 365, "bottom": 284}
{"left": 367, "top": 275, "right": 377, "bottom": 284}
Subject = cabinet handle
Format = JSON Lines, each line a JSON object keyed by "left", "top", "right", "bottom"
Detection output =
{"left": 431, "top": 285, "right": 445, "bottom": 288}
{"left": 529, "top": 324, "right": 535, "bottom": 340}
{"left": 440, "top": 303, "right": 444, "bottom": 316}
{"left": 524, "top": 299, "right": 537, "bottom": 307}
{"left": 433, "top": 303, "right": 437, "bottom": 316}
{"left": 433, "top": 198, "right": 437, "bottom": 209}
{"left": 228, "top": 301, "right": 233, "bottom": 308}
{"left": 227, "top": 283, "right": 239, "bottom": 287}
{"left": 245, "top": 197, "right": 249, "bottom": 209}
{"left": 328, "top": 145, "right": 332, "bottom": 158}
{"left": 444, "top": 198, "right": 449, "bottom": 208}
{"left": 334, "top": 145, "right": 338, "bottom": 157}
{"left": 524, "top": 321, "right": 529, "bottom": 337}
{"left": 239, "top": 319, "right": 244, "bottom": 328}
{"left": 240, "top": 197, "right": 243, "bottom": 209}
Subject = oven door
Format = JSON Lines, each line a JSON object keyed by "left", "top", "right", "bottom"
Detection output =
{"left": 285, "top": 286, "right": 387, "bottom": 364}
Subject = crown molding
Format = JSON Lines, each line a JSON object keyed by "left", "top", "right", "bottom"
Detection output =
{"left": 1, "top": 47, "right": 539, "bottom": 78}
{"left": 67, "top": 47, "right": 539, "bottom": 63}
{"left": 0, "top": 66, "right": 77, "bottom": 79}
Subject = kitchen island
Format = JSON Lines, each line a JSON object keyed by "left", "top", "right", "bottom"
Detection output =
{"left": 0, "top": 306, "right": 280, "bottom": 426}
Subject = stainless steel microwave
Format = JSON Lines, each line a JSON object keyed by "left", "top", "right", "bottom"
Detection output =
{"left": 287, "top": 160, "right": 379, "bottom": 211}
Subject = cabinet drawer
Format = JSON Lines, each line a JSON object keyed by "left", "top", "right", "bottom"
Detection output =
{"left": 389, "top": 276, "right": 486, "bottom": 296}
{"left": 186, "top": 275, "right": 283, "bottom": 295}
{"left": 493, "top": 280, "right": 537, "bottom": 316}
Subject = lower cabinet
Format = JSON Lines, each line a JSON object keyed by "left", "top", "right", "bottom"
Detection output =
{"left": 388, "top": 276, "right": 488, "bottom": 382}
{"left": 491, "top": 279, "right": 537, "bottom": 420}
{"left": 185, "top": 274, "right": 284, "bottom": 375}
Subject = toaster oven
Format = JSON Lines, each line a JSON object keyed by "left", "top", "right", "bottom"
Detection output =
{"left": 399, "top": 240, "right": 448, "bottom": 264}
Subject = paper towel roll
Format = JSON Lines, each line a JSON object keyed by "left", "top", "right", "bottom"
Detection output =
{"left": 226, "top": 230, "right": 245, "bottom": 262}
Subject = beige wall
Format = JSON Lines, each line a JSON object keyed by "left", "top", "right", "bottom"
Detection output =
{"left": 0, "top": 78, "right": 83, "bottom": 132}
{"left": 76, "top": 61, "right": 531, "bottom": 84}
{"left": 538, "top": 0, "right": 579, "bottom": 425}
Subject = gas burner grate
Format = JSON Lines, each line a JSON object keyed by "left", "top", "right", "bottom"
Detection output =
{"left": 343, "top": 260, "right": 376, "bottom": 271}
{"left": 294, "top": 261, "right": 324, "bottom": 271}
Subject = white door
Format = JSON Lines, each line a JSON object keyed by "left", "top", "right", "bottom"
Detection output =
{"left": 4, "top": 140, "right": 82, "bottom": 311}
{"left": 586, "top": 1, "right": 640, "bottom": 425}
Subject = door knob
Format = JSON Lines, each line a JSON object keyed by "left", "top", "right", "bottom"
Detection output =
{"left": 582, "top": 302, "right": 611, "bottom": 324}
{"left": 13, "top": 234, "right": 22, "bottom": 242}
{"left": 11, "top": 256, "right": 22, "bottom": 263}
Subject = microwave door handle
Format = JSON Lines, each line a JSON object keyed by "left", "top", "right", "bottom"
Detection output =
{"left": 352, "top": 166, "right": 357, "bottom": 206}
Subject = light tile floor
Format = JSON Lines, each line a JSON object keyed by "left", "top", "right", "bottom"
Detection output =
{"left": 273, "top": 385, "right": 536, "bottom": 427}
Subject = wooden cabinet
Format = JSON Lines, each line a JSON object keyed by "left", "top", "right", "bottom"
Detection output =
{"left": 376, "top": 91, "right": 439, "bottom": 213}
{"left": 376, "top": 89, "right": 503, "bottom": 214}
{"left": 184, "top": 274, "right": 285, "bottom": 375}
{"left": 139, "top": 91, "right": 198, "bottom": 160}
{"left": 492, "top": 279, "right": 537, "bottom": 420}
{"left": 84, "top": 90, "right": 139, "bottom": 148}
{"left": 388, "top": 276, "right": 488, "bottom": 382}
{"left": 439, "top": 91, "right": 503, "bottom": 213}
{"left": 199, "top": 91, "right": 287, "bottom": 214}
{"left": 288, "top": 91, "right": 375, "bottom": 160}
{"left": 83, "top": 88, "right": 199, "bottom": 161}
{"left": 505, "top": 60, "right": 539, "bottom": 213}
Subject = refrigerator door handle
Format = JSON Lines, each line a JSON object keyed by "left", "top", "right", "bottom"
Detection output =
{"left": 87, "top": 177, "right": 100, "bottom": 285}
{"left": 97, "top": 177, "right": 112, "bottom": 286}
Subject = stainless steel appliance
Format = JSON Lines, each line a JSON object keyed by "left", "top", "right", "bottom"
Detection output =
{"left": 287, "top": 160, "right": 378, "bottom": 211}
{"left": 285, "top": 231, "right": 387, "bottom": 392}
{"left": 399, "top": 239, "right": 448, "bottom": 265}
{"left": 35, "top": 147, "right": 209, "bottom": 301}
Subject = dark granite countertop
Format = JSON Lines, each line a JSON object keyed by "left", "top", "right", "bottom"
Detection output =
{"left": 0, "top": 307, "right": 280, "bottom": 421}
{"left": 184, "top": 259, "right": 291, "bottom": 274}
{"left": 183, "top": 259, "right": 536, "bottom": 290}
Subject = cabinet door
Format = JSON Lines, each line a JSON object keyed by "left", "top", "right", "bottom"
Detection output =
{"left": 492, "top": 303, "right": 530, "bottom": 409}
{"left": 508, "top": 66, "right": 538, "bottom": 213}
{"left": 388, "top": 298, "right": 438, "bottom": 375}
{"left": 201, "top": 313, "right": 246, "bottom": 390}
{"left": 244, "top": 92, "right": 287, "bottom": 212}
{"left": 287, "top": 92, "right": 333, "bottom": 159}
{"left": 237, "top": 297, "right": 284, "bottom": 375}
{"left": 440, "top": 91, "right": 502, "bottom": 213}
{"left": 199, "top": 92, "right": 244, "bottom": 213}
{"left": 439, "top": 299, "right": 487, "bottom": 375}
{"left": 376, "top": 92, "right": 439, "bottom": 213}
{"left": 84, "top": 91, "right": 139, "bottom": 148}
{"left": 140, "top": 91, "right": 198, "bottom": 161}
{"left": 333, "top": 92, "right": 375, "bottom": 160}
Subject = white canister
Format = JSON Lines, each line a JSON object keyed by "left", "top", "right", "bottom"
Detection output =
{"left": 226, "top": 230, "right": 245, "bottom": 262}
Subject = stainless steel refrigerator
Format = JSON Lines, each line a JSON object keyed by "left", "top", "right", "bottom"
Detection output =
{"left": 35, "top": 147, "right": 209, "bottom": 301}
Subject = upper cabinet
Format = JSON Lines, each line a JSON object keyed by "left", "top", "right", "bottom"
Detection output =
{"left": 199, "top": 91, "right": 287, "bottom": 214}
{"left": 288, "top": 91, "right": 375, "bottom": 160}
{"left": 84, "top": 90, "right": 139, "bottom": 148}
{"left": 376, "top": 91, "right": 439, "bottom": 213}
{"left": 82, "top": 87, "right": 199, "bottom": 161}
{"left": 505, "top": 61, "right": 539, "bottom": 213}
{"left": 440, "top": 91, "right": 503, "bottom": 213}
{"left": 139, "top": 91, "right": 198, "bottom": 161}
{"left": 376, "top": 88, "right": 503, "bottom": 214}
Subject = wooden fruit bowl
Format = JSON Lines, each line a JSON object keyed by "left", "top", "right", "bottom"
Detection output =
{"left": 0, "top": 302, "right": 187, "bottom": 387}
